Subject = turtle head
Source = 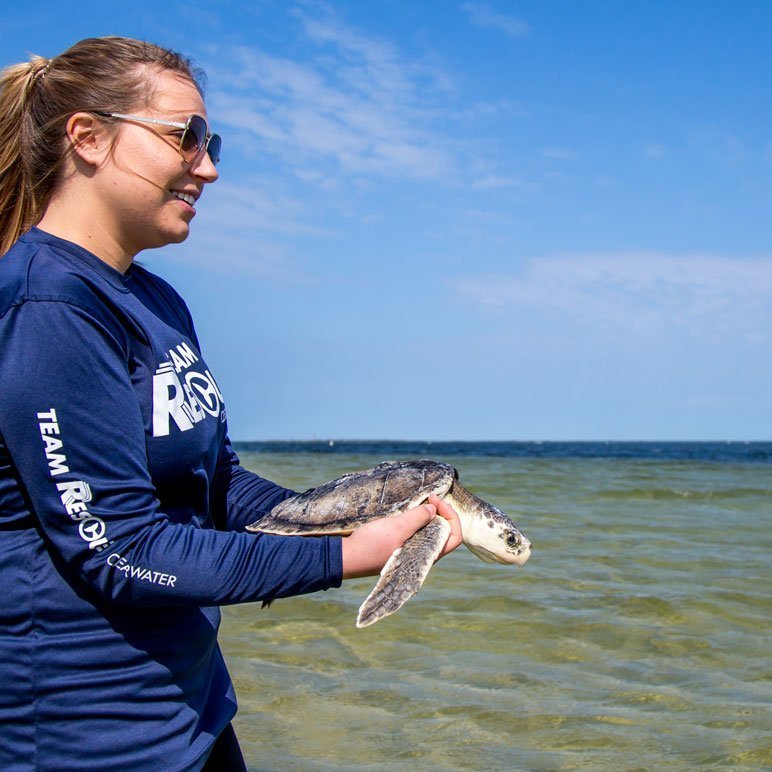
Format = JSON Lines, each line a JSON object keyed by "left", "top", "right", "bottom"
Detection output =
{"left": 465, "top": 509, "right": 532, "bottom": 566}
{"left": 445, "top": 481, "right": 532, "bottom": 566}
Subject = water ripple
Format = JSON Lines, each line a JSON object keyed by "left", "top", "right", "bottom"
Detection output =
{"left": 224, "top": 449, "right": 772, "bottom": 770}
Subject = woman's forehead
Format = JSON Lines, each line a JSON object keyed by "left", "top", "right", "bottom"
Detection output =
{"left": 144, "top": 69, "right": 207, "bottom": 119}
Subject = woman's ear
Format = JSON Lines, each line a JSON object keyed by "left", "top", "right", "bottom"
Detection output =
{"left": 65, "top": 112, "right": 112, "bottom": 167}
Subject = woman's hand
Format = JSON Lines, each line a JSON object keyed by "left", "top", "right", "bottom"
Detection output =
{"left": 341, "top": 494, "right": 463, "bottom": 579}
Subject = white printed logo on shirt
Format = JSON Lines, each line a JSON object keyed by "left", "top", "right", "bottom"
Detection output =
{"left": 152, "top": 342, "right": 224, "bottom": 437}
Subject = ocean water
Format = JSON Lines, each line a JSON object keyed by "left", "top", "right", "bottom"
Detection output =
{"left": 221, "top": 443, "right": 772, "bottom": 771}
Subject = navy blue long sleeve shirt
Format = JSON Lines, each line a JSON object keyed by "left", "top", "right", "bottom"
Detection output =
{"left": 0, "top": 228, "right": 342, "bottom": 770}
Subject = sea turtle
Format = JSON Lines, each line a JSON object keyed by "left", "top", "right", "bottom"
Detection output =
{"left": 246, "top": 459, "right": 532, "bottom": 627}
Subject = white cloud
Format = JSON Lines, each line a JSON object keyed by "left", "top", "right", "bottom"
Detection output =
{"left": 157, "top": 180, "right": 335, "bottom": 279}
{"left": 460, "top": 3, "right": 530, "bottom": 38}
{"left": 292, "top": 8, "right": 417, "bottom": 99}
{"left": 198, "top": 181, "right": 328, "bottom": 237}
{"left": 450, "top": 252, "right": 772, "bottom": 346}
{"left": 205, "top": 10, "right": 456, "bottom": 181}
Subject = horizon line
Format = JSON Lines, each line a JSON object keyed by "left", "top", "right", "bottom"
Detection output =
{"left": 232, "top": 437, "right": 771, "bottom": 444}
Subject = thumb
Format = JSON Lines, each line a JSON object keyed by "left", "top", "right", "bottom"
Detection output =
{"left": 393, "top": 502, "right": 437, "bottom": 536}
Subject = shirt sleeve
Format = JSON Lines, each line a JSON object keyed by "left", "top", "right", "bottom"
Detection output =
{"left": 210, "top": 437, "right": 298, "bottom": 532}
{"left": 0, "top": 299, "right": 343, "bottom": 607}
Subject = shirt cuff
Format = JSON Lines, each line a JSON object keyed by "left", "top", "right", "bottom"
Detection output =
{"left": 327, "top": 536, "right": 344, "bottom": 588}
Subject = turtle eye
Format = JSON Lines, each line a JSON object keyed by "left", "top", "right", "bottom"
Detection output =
{"left": 506, "top": 532, "right": 519, "bottom": 547}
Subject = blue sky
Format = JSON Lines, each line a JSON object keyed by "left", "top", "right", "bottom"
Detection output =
{"left": 4, "top": 1, "right": 771, "bottom": 440}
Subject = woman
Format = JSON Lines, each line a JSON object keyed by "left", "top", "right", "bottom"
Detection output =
{"left": 0, "top": 37, "right": 462, "bottom": 770}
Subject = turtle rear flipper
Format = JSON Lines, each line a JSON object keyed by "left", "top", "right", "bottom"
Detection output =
{"left": 355, "top": 515, "right": 451, "bottom": 628}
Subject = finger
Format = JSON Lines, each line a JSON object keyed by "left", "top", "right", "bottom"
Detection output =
{"left": 428, "top": 494, "right": 459, "bottom": 530}
{"left": 402, "top": 502, "right": 437, "bottom": 541}
{"left": 397, "top": 502, "right": 437, "bottom": 533}
{"left": 365, "top": 503, "right": 436, "bottom": 549}
{"left": 427, "top": 495, "right": 464, "bottom": 556}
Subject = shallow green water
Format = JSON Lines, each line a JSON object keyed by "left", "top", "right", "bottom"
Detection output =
{"left": 221, "top": 451, "right": 771, "bottom": 770}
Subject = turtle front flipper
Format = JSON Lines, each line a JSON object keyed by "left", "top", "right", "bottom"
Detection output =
{"left": 355, "top": 515, "right": 451, "bottom": 628}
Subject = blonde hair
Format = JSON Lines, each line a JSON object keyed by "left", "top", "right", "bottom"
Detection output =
{"left": 0, "top": 36, "right": 204, "bottom": 255}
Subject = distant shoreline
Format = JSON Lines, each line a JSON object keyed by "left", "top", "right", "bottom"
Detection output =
{"left": 232, "top": 439, "right": 772, "bottom": 463}
{"left": 234, "top": 438, "right": 770, "bottom": 444}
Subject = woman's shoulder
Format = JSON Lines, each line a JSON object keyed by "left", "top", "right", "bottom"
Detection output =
{"left": 1, "top": 230, "right": 198, "bottom": 344}
{"left": 0, "top": 230, "right": 143, "bottom": 352}
{"left": 1, "top": 229, "right": 129, "bottom": 310}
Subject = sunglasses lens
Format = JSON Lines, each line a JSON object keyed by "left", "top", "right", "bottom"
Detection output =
{"left": 180, "top": 115, "right": 220, "bottom": 165}
{"left": 207, "top": 134, "right": 222, "bottom": 165}
{"left": 180, "top": 115, "right": 207, "bottom": 159}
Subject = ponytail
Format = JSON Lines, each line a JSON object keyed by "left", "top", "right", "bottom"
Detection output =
{"left": 0, "top": 38, "right": 204, "bottom": 256}
{"left": 0, "top": 57, "right": 49, "bottom": 255}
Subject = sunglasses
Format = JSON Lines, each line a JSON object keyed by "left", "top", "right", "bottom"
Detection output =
{"left": 94, "top": 111, "right": 222, "bottom": 165}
